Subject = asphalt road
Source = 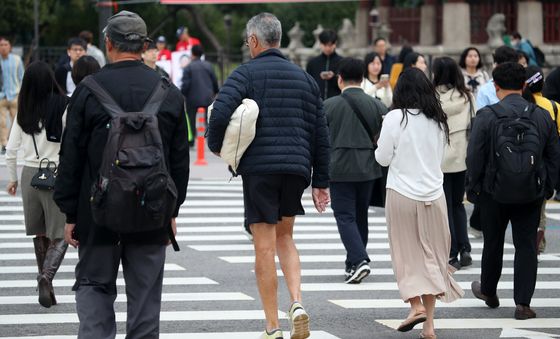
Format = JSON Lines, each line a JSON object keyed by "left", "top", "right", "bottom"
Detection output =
{"left": 0, "top": 151, "right": 559, "bottom": 339}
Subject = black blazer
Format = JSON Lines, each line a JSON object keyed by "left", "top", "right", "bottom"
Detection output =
{"left": 54, "top": 62, "right": 72, "bottom": 95}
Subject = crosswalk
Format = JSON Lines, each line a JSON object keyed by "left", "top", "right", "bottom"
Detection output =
{"left": 0, "top": 179, "right": 559, "bottom": 338}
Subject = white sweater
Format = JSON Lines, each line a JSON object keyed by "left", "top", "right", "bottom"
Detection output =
{"left": 375, "top": 108, "right": 446, "bottom": 201}
{"left": 5, "top": 114, "right": 66, "bottom": 182}
{"left": 360, "top": 78, "right": 393, "bottom": 108}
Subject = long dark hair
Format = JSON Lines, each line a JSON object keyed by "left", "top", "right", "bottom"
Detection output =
{"left": 403, "top": 52, "right": 424, "bottom": 70}
{"left": 433, "top": 56, "right": 473, "bottom": 109}
{"left": 393, "top": 68, "right": 449, "bottom": 141}
{"left": 397, "top": 45, "right": 413, "bottom": 63}
{"left": 17, "top": 61, "right": 65, "bottom": 135}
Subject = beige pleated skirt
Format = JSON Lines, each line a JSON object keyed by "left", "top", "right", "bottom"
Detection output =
{"left": 385, "top": 189, "right": 464, "bottom": 303}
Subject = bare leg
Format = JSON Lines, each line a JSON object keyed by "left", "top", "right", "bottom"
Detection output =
{"left": 251, "top": 222, "right": 280, "bottom": 332}
{"left": 421, "top": 294, "right": 436, "bottom": 336}
{"left": 408, "top": 296, "right": 426, "bottom": 318}
{"left": 276, "top": 216, "right": 302, "bottom": 303}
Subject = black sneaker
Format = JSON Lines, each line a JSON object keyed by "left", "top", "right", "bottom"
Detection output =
{"left": 344, "top": 267, "right": 351, "bottom": 278}
{"left": 1, "top": 146, "right": 5, "bottom": 155}
{"left": 460, "top": 250, "right": 472, "bottom": 267}
{"left": 345, "top": 260, "right": 370, "bottom": 284}
{"left": 449, "top": 257, "right": 461, "bottom": 271}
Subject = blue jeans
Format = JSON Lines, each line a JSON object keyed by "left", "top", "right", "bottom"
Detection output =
{"left": 330, "top": 180, "right": 374, "bottom": 269}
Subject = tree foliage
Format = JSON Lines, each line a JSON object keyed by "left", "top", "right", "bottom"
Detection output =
{"left": 0, "top": 0, "right": 359, "bottom": 54}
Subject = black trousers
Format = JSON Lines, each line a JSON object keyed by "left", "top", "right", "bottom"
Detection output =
{"left": 330, "top": 180, "right": 374, "bottom": 269}
{"left": 443, "top": 171, "right": 471, "bottom": 258}
{"left": 470, "top": 204, "right": 482, "bottom": 231}
{"left": 479, "top": 192, "right": 542, "bottom": 306}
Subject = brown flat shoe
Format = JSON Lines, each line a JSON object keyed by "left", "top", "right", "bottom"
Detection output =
{"left": 397, "top": 312, "right": 427, "bottom": 332}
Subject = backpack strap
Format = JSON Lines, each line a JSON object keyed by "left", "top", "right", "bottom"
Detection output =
{"left": 142, "top": 78, "right": 170, "bottom": 116}
{"left": 487, "top": 101, "right": 510, "bottom": 119}
{"left": 488, "top": 101, "right": 537, "bottom": 120}
{"left": 81, "top": 76, "right": 125, "bottom": 118}
{"left": 550, "top": 99, "right": 559, "bottom": 122}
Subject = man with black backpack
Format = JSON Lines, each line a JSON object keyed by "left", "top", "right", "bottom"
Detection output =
{"left": 54, "top": 11, "right": 189, "bottom": 338}
{"left": 466, "top": 62, "right": 560, "bottom": 320}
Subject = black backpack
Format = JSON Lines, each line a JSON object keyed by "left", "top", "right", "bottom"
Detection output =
{"left": 484, "top": 102, "right": 545, "bottom": 204}
{"left": 82, "top": 76, "right": 179, "bottom": 238}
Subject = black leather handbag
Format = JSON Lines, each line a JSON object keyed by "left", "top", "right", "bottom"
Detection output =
{"left": 31, "top": 158, "right": 57, "bottom": 191}
{"left": 30, "top": 135, "right": 57, "bottom": 191}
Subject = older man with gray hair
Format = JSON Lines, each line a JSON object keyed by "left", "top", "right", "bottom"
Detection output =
{"left": 208, "top": 12, "right": 330, "bottom": 339}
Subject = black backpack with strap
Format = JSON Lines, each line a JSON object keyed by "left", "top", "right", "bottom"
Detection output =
{"left": 484, "top": 102, "right": 545, "bottom": 204}
{"left": 82, "top": 76, "right": 179, "bottom": 248}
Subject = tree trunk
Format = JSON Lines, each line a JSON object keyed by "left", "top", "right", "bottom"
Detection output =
{"left": 180, "top": 5, "right": 223, "bottom": 55}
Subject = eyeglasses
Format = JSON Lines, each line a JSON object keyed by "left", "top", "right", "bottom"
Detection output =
{"left": 70, "top": 47, "right": 85, "bottom": 52}
{"left": 244, "top": 34, "right": 255, "bottom": 47}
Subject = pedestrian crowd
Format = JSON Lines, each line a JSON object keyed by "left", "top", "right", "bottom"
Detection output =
{"left": 2, "top": 10, "right": 560, "bottom": 339}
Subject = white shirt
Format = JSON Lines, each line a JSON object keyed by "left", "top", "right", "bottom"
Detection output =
{"left": 375, "top": 108, "right": 446, "bottom": 201}
{"left": 66, "top": 70, "right": 76, "bottom": 97}
{"left": 5, "top": 113, "right": 66, "bottom": 182}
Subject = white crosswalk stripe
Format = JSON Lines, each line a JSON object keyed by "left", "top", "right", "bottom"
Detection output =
{"left": 1, "top": 179, "right": 559, "bottom": 338}
{"left": 0, "top": 179, "right": 342, "bottom": 338}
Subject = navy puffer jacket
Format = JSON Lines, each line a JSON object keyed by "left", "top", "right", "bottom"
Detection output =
{"left": 207, "top": 49, "right": 330, "bottom": 188}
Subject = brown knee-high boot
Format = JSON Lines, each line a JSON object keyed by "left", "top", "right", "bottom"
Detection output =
{"left": 32, "top": 237, "right": 50, "bottom": 274}
{"left": 37, "top": 239, "right": 68, "bottom": 308}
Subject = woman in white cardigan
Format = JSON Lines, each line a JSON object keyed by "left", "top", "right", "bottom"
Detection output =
{"left": 433, "top": 56, "right": 476, "bottom": 271}
{"left": 361, "top": 52, "right": 392, "bottom": 108}
{"left": 375, "top": 68, "right": 463, "bottom": 339}
{"left": 5, "top": 61, "right": 70, "bottom": 308}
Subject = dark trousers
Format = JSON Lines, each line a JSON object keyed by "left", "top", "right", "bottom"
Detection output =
{"left": 443, "top": 171, "right": 471, "bottom": 258}
{"left": 74, "top": 243, "right": 166, "bottom": 339}
{"left": 330, "top": 180, "right": 374, "bottom": 269}
{"left": 470, "top": 204, "right": 482, "bottom": 231}
{"left": 479, "top": 192, "right": 542, "bottom": 306}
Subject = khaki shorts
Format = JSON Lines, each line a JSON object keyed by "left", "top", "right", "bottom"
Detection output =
{"left": 21, "top": 166, "right": 65, "bottom": 239}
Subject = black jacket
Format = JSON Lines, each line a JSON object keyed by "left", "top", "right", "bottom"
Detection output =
{"left": 306, "top": 51, "right": 343, "bottom": 100}
{"left": 543, "top": 67, "right": 560, "bottom": 103}
{"left": 181, "top": 58, "right": 219, "bottom": 108}
{"left": 207, "top": 48, "right": 330, "bottom": 188}
{"left": 324, "top": 87, "right": 386, "bottom": 182}
{"left": 53, "top": 60, "right": 190, "bottom": 245}
{"left": 466, "top": 94, "right": 560, "bottom": 202}
{"left": 54, "top": 62, "right": 72, "bottom": 95}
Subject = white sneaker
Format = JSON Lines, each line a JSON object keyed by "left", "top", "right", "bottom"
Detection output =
{"left": 288, "top": 301, "right": 310, "bottom": 339}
